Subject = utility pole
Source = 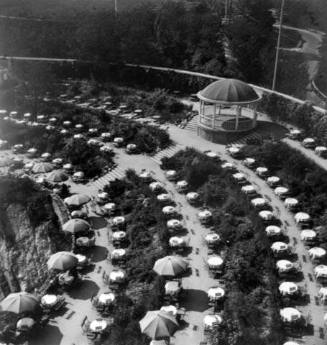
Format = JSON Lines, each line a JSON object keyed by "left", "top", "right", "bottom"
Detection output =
{"left": 114, "top": 0, "right": 118, "bottom": 15}
{"left": 272, "top": 0, "right": 285, "bottom": 91}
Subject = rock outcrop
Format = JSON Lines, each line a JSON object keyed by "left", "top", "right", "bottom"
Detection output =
{"left": 0, "top": 176, "right": 71, "bottom": 299}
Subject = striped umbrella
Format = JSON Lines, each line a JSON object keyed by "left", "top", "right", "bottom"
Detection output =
{"left": 139, "top": 310, "right": 178, "bottom": 339}
{"left": 32, "top": 162, "right": 54, "bottom": 173}
{"left": 0, "top": 292, "right": 39, "bottom": 314}
{"left": 47, "top": 170, "right": 69, "bottom": 182}
{"left": 47, "top": 251, "right": 78, "bottom": 271}
{"left": 63, "top": 219, "right": 90, "bottom": 234}
{"left": 153, "top": 256, "right": 188, "bottom": 277}
{"left": 64, "top": 194, "right": 91, "bottom": 207}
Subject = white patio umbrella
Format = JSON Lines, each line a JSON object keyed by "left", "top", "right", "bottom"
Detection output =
{"left": 207, "top": 287, "right": 225, "bottom": 301}
{"left": 279, "top": 282, "right": 298, "bottom": 296}
{"left": 111, "top": 249, "right": 126, "bottom": 259}
{"left": 259, "top": 210, "right": 274, "bottom": 220}
{"left": 294, "top": 212, "right": 310, "bottom": 223}
{"left": 104, "top": 203, "right": 116, "bottom": 212}
{"left": 176, "top": 180, "right": 188, "bottom": 191}
{"left": 164, "top": 281, "right": 181, "bottom": 295}
{"left": 186, "top": 192, "right": 199, "bottom": 202}
{"left": 73, "top": 134, "right": 84, "bottom": 139}
{"left": 109, "top": 270, "right": 125, "bottom": 282}
{"left": 276, "top": 260, "right": 293, "bottom": 273}
{"left": 87, "top": 139, "right": 101, "bottom": 146}
{"left": 251, "top": 198, "right": 266, "bottom": 207}
{"left": 88, "top": 128, "right": 98, "bottom": 135}
{"left": 243, "top": 157, "right": 255, "bottom": 167}
{"left": 300, "top": 229, "right": 316, "bottom": 241}
{"left": 315, "top": 146, "right": 327, "bottom": 155}
{"left": 167, "top": 219, "right": 182, "bottom": 229}
{"left": 206, "top": 151, "right": 218, "bottom": 159}
{"left": 271, "top": 242, "right": 288, "bottom": 254}
{"left": 318, "top": 287, "right": 327, "bottom": 301}
{"left": 112, "top": 216, "right": 125, "bottom": 226}
{"left": 308, "top": 247, "right": 326, "bottom": 260}
{"left": 227, "top": 147, "right": 240, "bottom": 155}
{"left": 266, "top": 176, "right": 280, "bottom": 186}
{"left": 232, "top": 172, "right": 246, "bottom": 181}
{"left": 256, "top": 167, "right": 268, "bottom": 176}
{"left": 265, "top": 225, "right": 281, "bottom": 237}
{"left": 160, "top": 305, "right": 177, "bottom": 316}
{"left": 207, "top": 256, "right": 223, "bottom": 269}
{"left": 157, "top": 194, "right": 171, "bottom": 202}
{"left": 162, "top": 206, "right": 177, "bottom": 215}
{"left": 221, "top": 162, "right": 235, "bottom": 170}
{"left": 60, "top": 129, "right": 69, "bottom": 135}
{"left": 126, "top": 143, "right": 137, "bottom": 151}
{"left": 280, "top": 308, "right": 301, "bottom": 322}
{"left": 63, "top": 163, "right": 73, "bottom": 171}
{"left": 73, "top": 171, "right": 84, "bottom": 180}
{"left": 52, "top": 158, "right": 63, "bottom": 166}
{"left": 203, "top": 314, "right": 222, "bottom": 328}
{"left": 169, "top": 237, "right": 186, "bottom": 248}
{"left": 98, "top": 192, "right": 109, "bottom": 200}
{"left": 166, "top": 170, "right": 177, "bottom": 180}
{"left": 100, "top": 145, "right": 113, "bottom": 153}
{"left": 49, "top": 117, "right": 57, "bottom": 124}
{"left": 314, "top": 265, "right": 327, "bottom": 278}
{"left": 113, "top": 137, "right": 124, "bottom": 145}
{"left": 101, "top": 132, "right": 112, "bottom": 140}
{"left": 139, "top": 171, "right": 151, "bottom": 181}
{"left": 205, "top": 233, "right": 220, "bottom": 244}
{"left": 75, "top": 123, "right": 84, "bottom": 130}
{"left": 112, "top": 231, "right": 126, "bottom": 240}
{"left": 274, "top": 186, "right": 289, "bottom": 197}
{"left": 289, "top": 129, "right": 301, "bottom": 137}
{"left": 302, "top": 138, "right": 315, "bottom": 146}
{"left": 241, "top": 185, "right": 256, "bottom": 194}
{"left": 98, "top": 292, "right": 115, "bottom": 305}
{"left": 150, "top": 182, "right": 164, "bottom": 192}
{"left": 63, "top": 121, "right": 72, "bottom": 127}
{"left": 46, "top": 125, "right": 55, "bottom": 131}
{"left": 284, "top": 198, "right": 298, "bottom": 209}
{"left": 198, "top": 210, "right": 212, "bottom": 221}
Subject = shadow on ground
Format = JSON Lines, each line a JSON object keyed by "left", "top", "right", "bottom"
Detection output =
{"left": 68, "top": 279, "right": 100, "bottom": 300}
{"left": 29, "top": 324, "right": 63, "bottom": 345}
{"left": 180, "top": 289, "right": 209, "bottom": 312}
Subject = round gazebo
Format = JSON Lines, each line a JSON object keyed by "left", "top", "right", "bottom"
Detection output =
{"left": 197, "top": 78, "right": 261, "bottom": 143}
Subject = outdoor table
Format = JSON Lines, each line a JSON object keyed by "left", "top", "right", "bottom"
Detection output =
{"left": 75, "top": 254, "right": 87, "bottom": 266}
{"left": 98, "top": 292, "right": 115, "bottom": 305}
{"left": 16, "top": 317, "right": 35, "bottom": 331}
{"left": 58, "top": 272, "right": 75, "bottom": 286}
{"left": 76, "top": 236, "right": 91, "bottom": 247}
{"left": 89, "top": 319, "right": 108, "bottom": 333}
{"left": 160, "top": 305, "right": 177, "bottom": 316}
{"left": 41, "top": 294, "right": 58, "bottom": 308}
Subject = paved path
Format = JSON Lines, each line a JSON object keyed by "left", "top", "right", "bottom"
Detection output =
{"left": 64, "top": 123, "right": 327, "bottom": 345}
{"left": 284, "top": 137, "right": 327, "bottom": 172}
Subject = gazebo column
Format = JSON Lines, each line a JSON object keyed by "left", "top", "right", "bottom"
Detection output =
{"left": 235, "top": 105, "right": 241, "bottom": 130}
{"left": 253, "top": 108, "right": 258, "bottom": 127}
{"left": 213, "top": 104, "right": 216, "bottom": 129}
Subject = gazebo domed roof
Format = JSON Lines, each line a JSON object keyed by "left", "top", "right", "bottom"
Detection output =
{"left": 197, "top": 78, "right": 260, "bottom": 104}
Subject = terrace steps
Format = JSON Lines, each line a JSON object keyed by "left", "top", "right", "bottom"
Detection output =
{"left": 151, "top": 143, "right": 184, "bottom": 164}
{"left": 90, "top": 166, "right": 126, "bottom": 190}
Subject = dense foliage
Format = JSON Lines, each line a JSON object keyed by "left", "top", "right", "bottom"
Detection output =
{"left": 259, "top": 93, "right": 327, "bottom": 144}
{"left": 241, "top": 141, "right": 327, "bottom": 230}
{"left": 102, "top": 170, "right": 172, "bottom": 344}
{"left": 162, "top": 148, "right": 283, "bottom": 345}
{"left": 0, "top": 0, "right": 309, "bottom": 97}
